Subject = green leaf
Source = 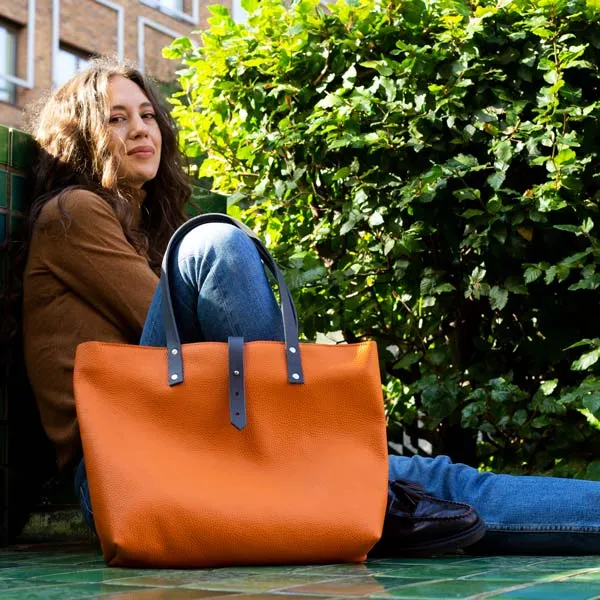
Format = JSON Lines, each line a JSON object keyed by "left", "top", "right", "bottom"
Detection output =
{"left": 241, "top": 0, "right": 258, "bottom": 11}
{"left": 394, "top": 352, "right": 423, "bottom": 370}
{"left": 554, "top": 224, "right": 580, "bottom": 233}
{"left": 566, "top": 339, "right": 600, "bottom": 350}
{"left": 487, "top": 171, "right": 506, "bottom": 191}
{"left": 554, "top": 149, "right": 576, "bottom": 165}
{"left": 340, "top": 211, "right": 362, "bottom": 236}
{"left": 369, "top": 211, "right": 384, "bottom": 227}
{"left": 572, "top": 349, "right": 600, "bottom": 371}
{"left": 453, "top": 154, "right": 479, "bottom": 168}
{"left": 489, "top": 286, "right": 509, "bottom": 310}
{"left": 342, "top": 65, "right": 357, "bottom": 88}
{"left": 504, "top": 276, "right": 528, "bottom": 294}
{"left": 583, "top": 459, "right": 600, "bottom": 480}
{"left": 209, "top": 4, "right": 230, "bottom": 15}
{"left": 524, "top": 267, "right": 542, "bottom": 283}
{"left": 360, "top": 60, "right": 393, "bottom": 76}
{"left": 583, "top": 393, "right": 600, "bottom": 417}
{"left": 582, "top": 218, "right": 594, "bottom": 233}
{"left": 316, "top": 94, "right": 343, "bottom": 109}
{"left": 512, "top": 409, "right": 528, "bottom": 426}
{"left": 494, "top": 140, "right": 513, "bottom": 163}
{"left": 539, "top": 380, "right": 558, "bottom": 396}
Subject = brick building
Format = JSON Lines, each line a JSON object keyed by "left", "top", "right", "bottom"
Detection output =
{"left": 0, "top": 0, "right": 244, "bottom": 129}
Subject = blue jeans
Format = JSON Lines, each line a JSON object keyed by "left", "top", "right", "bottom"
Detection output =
{"left": 77, "top": 223, "right": 600, "bottom": 553}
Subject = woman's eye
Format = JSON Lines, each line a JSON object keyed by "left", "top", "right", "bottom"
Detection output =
{"left": 109, "top": 115, "right": 126, "bottom": 124}
{"left": 142, "top": 113, "right": 156, "bottom": 120}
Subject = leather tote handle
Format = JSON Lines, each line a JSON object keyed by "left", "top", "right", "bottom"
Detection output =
{"left": 160, "top": 213, "right": 304, "bottom": 389}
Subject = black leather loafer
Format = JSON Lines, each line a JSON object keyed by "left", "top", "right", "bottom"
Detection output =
{"left": 368, "top": 479, "right": 486, "bottom": 557}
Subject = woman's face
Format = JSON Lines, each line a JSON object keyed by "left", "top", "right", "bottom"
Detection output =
{"left": 107, "top": 75, "right": 162, "bottom": 189}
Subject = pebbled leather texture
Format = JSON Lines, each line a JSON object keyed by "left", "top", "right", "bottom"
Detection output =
{"left": 75, "top": 340, "right": 388, "bottom": 567}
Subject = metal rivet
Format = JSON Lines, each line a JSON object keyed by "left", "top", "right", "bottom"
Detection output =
{"left": 171, "top": 374, "right": 178, "bottom": 381}
{"left": 289, "top": 346, "right": 297, "bottom": 354}
{"left": 292, "top": 373, "right": 300, "bottom": 380}
{"left": 171, "top": 348, "right": 178, "bottom": 355}
{"left": 233, "top": 370, "right": 240, "bottom": 376}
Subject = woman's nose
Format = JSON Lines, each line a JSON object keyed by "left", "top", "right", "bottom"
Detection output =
{"left": 129, "top": 115, "right": 149, "bottom": 137}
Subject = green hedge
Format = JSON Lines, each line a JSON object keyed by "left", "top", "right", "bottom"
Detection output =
{"left": 166, "top": 0, "right": 600, "bottom": 476}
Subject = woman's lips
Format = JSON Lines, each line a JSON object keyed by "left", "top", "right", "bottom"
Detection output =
{"left": 129, "top": 147, "right": 154, "bottom": 158}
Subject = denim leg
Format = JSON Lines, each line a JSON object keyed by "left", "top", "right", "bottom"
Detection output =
{"left": 389, "top": 454, "right": 600, "bottom": 553}
{"left": 140, "top": 222, "right": 283, "bottom": 346}
{"left": 75, "top": 458, "right": 95, "bottom": 534}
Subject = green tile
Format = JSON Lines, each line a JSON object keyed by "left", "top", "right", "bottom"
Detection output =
{"left": 10, "top": 174, "right": 26, "bottom": 213}
{"left": 0, "top": 582, "right": 150, "bottom": 599}
{"left": 0, "top": 565, "right": 95, "bottom": 579}
{"left": 105, "top": 572, "right": 244, "bottom": 588}
{"left": 491, "top": 580, "right": 600, "bottom": 599}
{"left": 0, "top": 579, "right": 62, "bottom": 591}
{"left": 0, "top": 213, "right": 6, "bottom": 243}
{"left": 455, "top": 557, "right": 554, "bottom": 568}
{"left": 278, "top": 575, "right": 437, "bottom": 597}
{"left": 181, "top": 573, "right": 339, "bottom": 592}
{"left": 0, "top": 551, "right": 597, "bottom": 600}
{"left": 565, "top": 569, "right": 600, "bottom": 581}
{"left": 374, "top": 557, "right": 471, "bottom": 565}
{"left": 294, "top": 563, "right": 383, "bottom": 576}
{"left": 533, "top": 557, "right": 600, "bottom": 570}
{"left": 379, "top": 579, "right": 527, "bottom": 598}
{"left": 377, "top": 564, "right": 493, "bottom": 578}
{"left": 462, "top": 568, "right": 570, "bottom": 582}
{"left": 102, "top": 590, "right": 243, "bottom": 599}
{"left": 0, "top": 251, "right": 7, "bottom": 294}
{"left": 9, "top": 129, "right": 34, "bottom": 171}
{"left": 0, "top": 126, "right": 8, "bottom": 165}
{"left": 31, "top": 568, "right": 156, "bottom": 584}
{"left": 0, "top": 170, "right": 7, "bottom": 208}
{"left": 9, "top": 215, "right": 25, "bottom": 240}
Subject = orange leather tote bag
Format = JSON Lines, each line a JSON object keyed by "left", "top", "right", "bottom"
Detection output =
{"left": 74, "top": 214, "right": 388, "bottom": 568}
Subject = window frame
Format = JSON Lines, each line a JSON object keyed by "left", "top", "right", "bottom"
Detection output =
{"left": 0, "top": 19, "right": 19, "bottom": 105}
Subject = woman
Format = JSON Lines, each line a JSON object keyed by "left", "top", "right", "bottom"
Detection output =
{"left": 24, "top": 57, "right": 600, "bottom": 557}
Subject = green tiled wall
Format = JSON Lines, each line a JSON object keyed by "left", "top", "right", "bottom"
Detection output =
{"left": 0, "top": 125, "right": 31, "bottom": 548}
{"left": 0, "top": 127, "right": 29, "bottom": 247}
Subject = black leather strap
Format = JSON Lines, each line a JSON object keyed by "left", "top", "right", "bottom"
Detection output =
{"left": 228, "top": 336, "right": 246, "bottom": 430}
{"left": 160, "top": 213, "right": 304, "bottom": 387}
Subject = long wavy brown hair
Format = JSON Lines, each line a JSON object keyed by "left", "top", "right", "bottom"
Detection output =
{"left": 27, "top": 57, "right": 190, "bottom": 271}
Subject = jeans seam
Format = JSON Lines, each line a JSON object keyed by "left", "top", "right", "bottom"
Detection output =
{"left": 487, "top": 524, "right": 600, "bottom": 533}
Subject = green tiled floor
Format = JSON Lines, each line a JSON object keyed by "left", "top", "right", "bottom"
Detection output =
{"left": 1, "top": 546, "right": 600, "bottom": 599}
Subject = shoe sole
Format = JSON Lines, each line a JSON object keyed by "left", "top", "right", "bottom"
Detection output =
{"left": 389, "top": 518, "right": 487, "bottom": 557}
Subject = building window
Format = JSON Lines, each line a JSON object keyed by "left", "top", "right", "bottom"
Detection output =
{"left": 54, "top": 45, "right": 91, "bottom": 88}
{"left": 159, "top": 0, "right": 184, "bottom": 12}
{"left": 139, "top": 0, "right": 195, "bottom": 23}
{"left": 0, "top": 22, "right": 18, "bottom": 104}
{"left": 231, "top": 0, "right": 248, "bottom": 23}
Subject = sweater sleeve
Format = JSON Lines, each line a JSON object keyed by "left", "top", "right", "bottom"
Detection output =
{"left": 32, "top": 189, "right": 159, "bottom": 339}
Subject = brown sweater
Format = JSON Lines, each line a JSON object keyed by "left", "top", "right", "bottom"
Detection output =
{"left": 23, "top": 189, "right": 159, "bottom": 471}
